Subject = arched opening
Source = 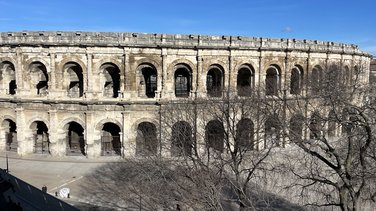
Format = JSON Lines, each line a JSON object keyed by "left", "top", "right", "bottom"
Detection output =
{"left": 309, "top": 112, "right": 322, "bottom": 139}
{"left": 64, "top": 62, "right": 84, "bottom": 98}
{"left": 66, "top": 121, "right": 85, "bottom": 156}
{"left": 2, "top": 119, "right": 17, "bottom": 151}
{"left": 206, "top": 66, "right": 223, "bottom": 97}
{"left": 30, "top": 121, "right": 49, "bottom": 154}
{"left": 136, "top": 122, "right": 158, "bottom": 156}
{"left": 311, "top": 65, "right": 323, "bottom": 95}
{"left": 0, "top": 61, "right": 16, "bottom": 95}
{"left": 290, "top": 115, "right": 304, "bottom": 141}
{"left": 237, "top": 65, "right": 254, "bottom": 97}
{"left": 171, "top": 121, "right": 192, "bottom": 156}
{"left": 29, "top": 62, "right": 48, "bottom": 96}
{"left": 174, "top": 65, "right": 191, "bottom": 97}
{"left": 290, "top": 66, "right": 303, "bottom": 95}
{"left": 265, "top": 66, "right": 280, "bottom": 96}
{"left": 100, "top": 63, "right": 120, "bottom": 98}
{"left": 236, "top": 118, "right": 254, "bottom": 151}
{"left": 101, "top": 122, "right": 121, "bottom": 156}
{"left": 140, "top": 65, "right": 157, "bottom": 98}
{"left": 328, "top": 110, "right": 337, "bottom": 137}
{"left": 265, "top": 115, "right": 281, "bottom": 147}
{"left": 205, "top": 120, "right": 224, "bottom": 152}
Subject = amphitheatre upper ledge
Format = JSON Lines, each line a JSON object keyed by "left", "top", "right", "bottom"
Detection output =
{"left": 0, "top": 31, "right": 370, "bottom": 56}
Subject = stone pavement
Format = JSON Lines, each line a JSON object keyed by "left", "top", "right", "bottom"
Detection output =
{"left": 0, "top": 151, "right": 123, "bottom": 207}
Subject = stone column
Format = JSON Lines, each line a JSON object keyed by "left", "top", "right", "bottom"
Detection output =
{"left": 49, "top": 53, "right": 56, "bottom": 97}
{"left": 86, "top": 53, "right": 93, "bottom": 98}
{"left": 15, "top": 50, "right": 24, "bottom": 96}
{"left": 122, "top": 111, "right": 134, "bottom": 157}
{"left": 15, "top": 107, "right": 26, "bottom": 155}
{"left": 160, "top": 48, "right": 168, "bottom": 99}
{"left": 196, "top": 52, "right": 205, "bottom": 98}
{"left": 48, "top": 109, "right": 61, "bottom": 156}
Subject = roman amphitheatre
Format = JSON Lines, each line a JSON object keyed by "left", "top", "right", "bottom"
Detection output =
{"left": 0, "top": 31, "right": 371, "bottom": 158}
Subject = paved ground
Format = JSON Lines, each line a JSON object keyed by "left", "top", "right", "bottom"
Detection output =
{"left": 0, "top": 151, "right": 122, "bottom": 208}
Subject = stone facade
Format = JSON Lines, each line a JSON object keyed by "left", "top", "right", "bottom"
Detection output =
{"left": 0, "top": 31, "right": 371, "bottom": 158}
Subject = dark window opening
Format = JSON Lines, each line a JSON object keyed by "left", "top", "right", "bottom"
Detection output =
{"left": 9, "top": 80, "right": 16, "bottom": 95}
{"left": 136, "top": 122, "right": 158, "bottom": 156}
{"left": 175, "top": 67, "right": 191, "bottom": 97}
{"left": 3, "top": 119, "right": 17, "bottom": 152}
{"left": 0, "top": 61, "right": 16, "bottom": 95}
{"left": 265, "top": 116, "right": 281, "bottom": 147}
{"left": 101, "top": 123, "right": 121, "bottom": 156}
{"left": 142, "top": 67, "right": 157, "bottom": 98}
{"left": 66, "top": 122, "right": 85, "bottom": 156}
{"left": 309, "top": 112, "right": 322, "bottom": 139}
{"left": 311, "top": 66, "right": 322, "bottom": 95}
{"left": 266, "top": 67, "right": 279, "bottom": 96}
{"left": 31, "top": 121, "right": 49, "bottom": 154}
{"left": 30, "top": 62, "right": 48, "bottom": 96}
{"left": 206, "top": 120, "right": 224, "bottom": 152}
{"left": 102, "top": 64, "right": 120, "bottom": 98}
{"left": 171, "top": 121, "right": 192, "bottom": 156}
{"left": 290, "top": 115, "right": 304, "bottom": 141}
{"left": 207, "top": 68, "right": 223, "bottom": 97}
{"left": 237, "top": 67, "right": 254, "bottom": 97}
{"left": 290, "top": 67, "right": 303, "bottom": 95}
{"left": 236, "top": 118, "right": 254, "bottom": 152}
{"left": 65, "top": 63, "right": 84, "bottom": 98}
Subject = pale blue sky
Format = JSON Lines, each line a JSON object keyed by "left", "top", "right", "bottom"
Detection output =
{"left": 0, "top": 0, "right": 375, "bottom": 55}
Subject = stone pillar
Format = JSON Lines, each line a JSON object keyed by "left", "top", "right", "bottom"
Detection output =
{"left": 85, "top": 111, "right": 99, "bottom": 158}
{"left": 225, "top": 53, "right": 232, "bottom": 97}
{"left": 48, "top": 109, "right": 61, "bottom": 156}
{"left": 49, "top": 53, "right": 56, "bottom": 97}
{"left": 196, "top": 53, "right": 205, "bottom": 98}
{"left": 122, "top": 111, "right": 134, "bottom": 157}
{"left": 15, "top": 50, "right": 24, "bottom": 96}
{"left": 86, "top": 53, "right": 93, "bottom": 98}
{"left": 123, "top": 48, "right": 134, "bottom": 99}
{"left": 160, "top": 49, "right": 168, "bottom": 99}
{"left": 15, "top": 107, "right": 26, "bottom": 155}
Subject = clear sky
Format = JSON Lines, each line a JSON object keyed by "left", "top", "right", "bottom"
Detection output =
{"left": 0, "top": 0, "right": 375, "bottom": 55}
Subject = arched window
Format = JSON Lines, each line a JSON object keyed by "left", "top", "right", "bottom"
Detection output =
{"left": 205, "top": 120, "right": 224, "bottom": 152}
{"left": 101, "top": 122, "right": 121, "bottom": 156}
{"left": 237, "top": 65, "right": 254, "bottom": 97}
{"left": 311, "top": 65, "right": 323, "bottom": 95}
{"left": 328, "top": 64, "right": 340, "bottom": 88}
{"left": 236, "top": 118, "right": 254, "bottom": 151}
{"left": 136, "top": 122, "right": 158, "bottom": 156}
{"left": 174, "top": 65, "right": 191, "bottom": 97}
{"left": 265, "top": 65, "right": 280, "bottom": 96}
{"left": 64, "top": 62, "right": 84, "bottom": 98}
{"left": 139, "top": 65, "right": 157, "bottom": 98}
{"left": 66, "top": 121, "right": 85, "bottom": 156}
{"left": 0, "top": 61, "right": 16, "bottom": 95}
{"left": 265, "top": 115, "right": 281, "bottom": 147}
{"left": 328, "top": 110, "right": 337, "bottom": 137}
{"left": 290, "top": 66, "right": 303, "bottom": 95}
{"left": 2, "top": 119, "right": 17, "bottom": 151}
{"left": 30, "top": 121, "right": 49, "bottom": 154}
{"left": 290, "top": 114, "right": 304, "bottom": 141}
{"left": 309, "top": 112, "right": 322, "bottom": 139}
{"left": 29, "top": 62, "right": 48, "bottom": 96}
{"left": 100, "top": 63, "right": 120, "bottom": 98}
{"left": 206, "top": 65, "right": 223, "bottom": 97}
{"left": 171, "top": 121, "right": 192, "bottom": 156}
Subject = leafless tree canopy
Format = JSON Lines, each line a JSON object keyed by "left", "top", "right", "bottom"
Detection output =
{"left": 81, "top": 62, "right": 376, "bottom": 211}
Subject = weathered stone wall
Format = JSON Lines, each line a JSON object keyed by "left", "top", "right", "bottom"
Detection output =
{"left": 0, "top": 31, "right": 371, "bottom": 158}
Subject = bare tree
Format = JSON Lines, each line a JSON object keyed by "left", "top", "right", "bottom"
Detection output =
{"left": 269, "top": 62, "right": 376, "bottom": 211}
